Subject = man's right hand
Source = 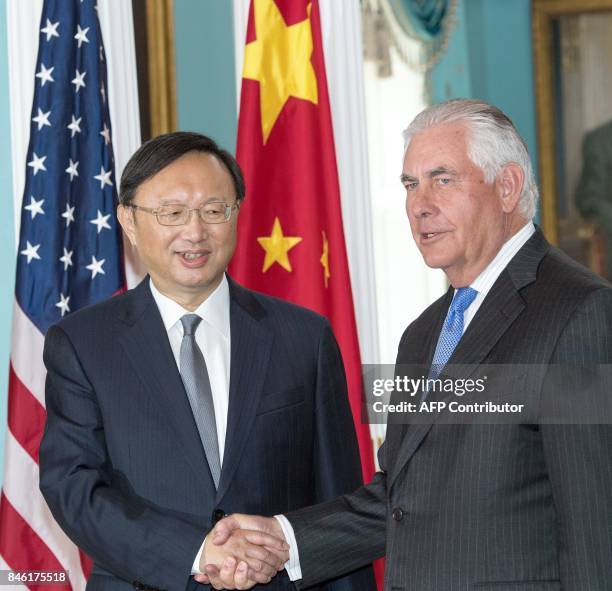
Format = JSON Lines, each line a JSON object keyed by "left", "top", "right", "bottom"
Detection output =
{"left": 211, "top": 514, "right": 285, "bottom": 546}
{"left": 197, "top": 515, "right": 288, "bottom": 589}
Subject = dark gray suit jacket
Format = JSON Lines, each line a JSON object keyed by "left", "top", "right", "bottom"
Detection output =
{"left": 287, "top": 229, "right": 612, "bottom": 590}
{"left": 39, "top": 276, "right": 375, "bottom": 591}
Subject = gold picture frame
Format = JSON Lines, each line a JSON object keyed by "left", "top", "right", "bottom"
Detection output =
{"left": 114, "top": 1, "right": 176, "bottom": 281}
{"left": 143, "top": 0, "right": 177, "bottom": 137}
{"left": 533, "top": 0, "right": 612, "bottom": 278}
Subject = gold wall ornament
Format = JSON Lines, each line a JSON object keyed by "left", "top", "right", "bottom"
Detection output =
{"left": 144, "top": 0, "right": 177, "bottom": 137}
{"left": 533, "top": 0, "right": 612, "bottom": 245}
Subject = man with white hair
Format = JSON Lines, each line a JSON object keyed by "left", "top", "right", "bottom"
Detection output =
{"left": 201, "top": 99, "right": 612, "bottom": 590}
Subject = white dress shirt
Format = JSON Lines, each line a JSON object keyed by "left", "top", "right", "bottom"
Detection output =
{"left": 149, "top": 275, "right": 231, "bottom": 573}
{"left": 149, "top": 276, "right": 231, "bottom": 461}
{"left": 277, "top": 221, "right": 537, "bottom": 582}
{"left": 462, "top": 221, "right": 535, "bottom": 333}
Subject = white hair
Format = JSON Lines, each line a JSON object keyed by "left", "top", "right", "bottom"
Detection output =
{"left": 403, "top": 99, "right": 539, "bottom": 221}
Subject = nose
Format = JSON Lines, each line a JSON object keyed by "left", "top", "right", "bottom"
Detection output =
{"left": 407, "top": 185, "right": 437, "bottom": 220}
{"left": 181, "top": 208, "right": 209, "bottom": 242}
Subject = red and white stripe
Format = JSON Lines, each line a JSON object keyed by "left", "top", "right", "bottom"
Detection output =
{"left": 0, "top": 301, "right": 89, "bottom": 590}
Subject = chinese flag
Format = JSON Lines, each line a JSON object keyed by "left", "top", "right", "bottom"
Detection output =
{"left": 231, "top": 0, "right": 376, "bottom": 487}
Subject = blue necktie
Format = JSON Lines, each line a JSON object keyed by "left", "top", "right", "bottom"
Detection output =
{"left": 429, "top": 287, "right": 478, "bottom": 380}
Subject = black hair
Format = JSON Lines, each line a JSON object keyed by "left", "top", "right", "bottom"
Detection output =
{"left": 119, "top": 131, "right": 245, "bottom": 205}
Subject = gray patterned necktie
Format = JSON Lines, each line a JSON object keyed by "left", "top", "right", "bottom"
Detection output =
{"left": 179, "top": 314, "right": 221, "bottom": 488}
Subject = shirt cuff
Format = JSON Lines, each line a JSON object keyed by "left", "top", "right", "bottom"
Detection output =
{"left": 274, "top": 515, "right": 302, "bottom": 582}
{"left": 191, "top": 537, "right": 206, "bottom": 575}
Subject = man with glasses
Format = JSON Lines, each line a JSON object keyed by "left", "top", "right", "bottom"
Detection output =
{"left": 39, "top": 132, "right": 374, "bottom": 591}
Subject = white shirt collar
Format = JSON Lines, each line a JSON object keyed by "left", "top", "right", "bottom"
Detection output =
{"left": 149, "top": 275, "right": 231, "bottom": 339}
{"left": 469, "top": 221, "right": 536, "bottom": 298}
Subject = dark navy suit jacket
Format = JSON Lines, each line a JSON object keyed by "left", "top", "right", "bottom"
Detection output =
{"left": 39, "top": 276, "right": 375, "bottom": 591}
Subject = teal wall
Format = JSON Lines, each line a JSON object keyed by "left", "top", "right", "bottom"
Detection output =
{"left": 432, "top": 0, "right": 539, "bottom": 182}
{"left": 0, "top": 0, "right": 15, "bottom": 486}
{"left": 174, "top": 0, "right": 238, "bottom": 153}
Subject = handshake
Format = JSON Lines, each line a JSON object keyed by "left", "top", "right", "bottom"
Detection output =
{"left": 197, "top": 514, "right": 289, "bottom": 590}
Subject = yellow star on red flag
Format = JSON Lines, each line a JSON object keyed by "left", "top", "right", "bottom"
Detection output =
{"left": 320, "top": 231, "right": 330, "bottom": 287}
{"left": 257, "top": 217, "right": 302, "bottom": 272}
{"left": 243, "top": 0, "right": 318, "bottom": 144}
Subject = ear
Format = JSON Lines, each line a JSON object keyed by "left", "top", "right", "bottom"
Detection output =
{"left": 497, "top": 163, "right": 524, "bottom": 214}
{"left": 117, "top": 204, "right": 137, "bottom": 246}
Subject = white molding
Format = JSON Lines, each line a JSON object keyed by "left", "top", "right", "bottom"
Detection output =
{"left": 232, "top": 0, "right": 250, "bottom": 110}
{"left": 97, "top": 0, "right": 145, "bottom": 287}
{"left": 318, "top": 1, "right": 380, "bottom": 365}
{"left": 7, "top": 0, "right": 42, "bottom": 249}
{"left": 97, "top": 0, "right": 141, "bottom": 186}
{"left": 98, "top": 0, "right": 145, "bottom": 287}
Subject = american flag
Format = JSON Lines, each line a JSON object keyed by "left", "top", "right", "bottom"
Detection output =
{"left": 0, "top": 0, "right": 124, "bottom": 588}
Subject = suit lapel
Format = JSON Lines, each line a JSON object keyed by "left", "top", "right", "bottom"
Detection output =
{"left": 384, "top": 288, "right": 452, "bottom": 468}
{"left": 389, "top": 228, "right": 550, "bottom": 488}
{"left": 451, "top": 227, "right": 549, "bottom": 373}
{"left": 216, "top": 279, "right": 273, "bottom": 502}
{"left": 446, "top": 271, "right": 525, "bottom": 371}
{"left": 116, "top": 278, "right": 214, "bottom": 491}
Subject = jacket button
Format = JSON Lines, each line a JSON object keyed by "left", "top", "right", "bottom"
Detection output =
{"left": 392, "top": 507, "right": 404, "bottom": 522}
{"left": 212, "top": 509, "right": 226, "bottom": 524}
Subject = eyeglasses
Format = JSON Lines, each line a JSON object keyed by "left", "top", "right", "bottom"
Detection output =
{"left": 128, "top": 201, "right": 239, "bottom": 226}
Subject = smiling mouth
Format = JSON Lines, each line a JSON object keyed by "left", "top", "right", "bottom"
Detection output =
{"left": 176, "top": 250, "right": 210, "bottom": 262}
{"left": 422, "top": 232, "right": 443, "bottom": 240}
